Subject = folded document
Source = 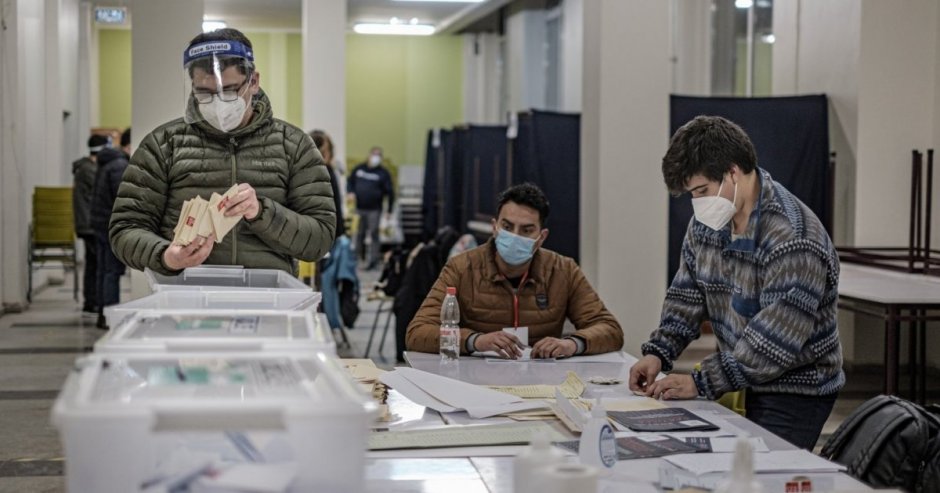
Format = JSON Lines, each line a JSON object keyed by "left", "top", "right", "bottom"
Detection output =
{"left": 378, "top": 367, "right": 550, "bottom": 418}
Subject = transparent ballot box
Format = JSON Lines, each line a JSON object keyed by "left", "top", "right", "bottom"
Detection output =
{"left": 52, "top": 353, "right": 378, "bottom": 493}
{"left": 95, "top": 310, "right": 335, "bottom": 356}
{"left": 103, "top": 289, "right": 322, "bottom": 329}
{"left": 145, "top": 266, "right": 311, "bottom": 293}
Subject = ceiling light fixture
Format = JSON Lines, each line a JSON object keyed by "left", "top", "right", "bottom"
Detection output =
{"left": 735, "top": 0, "right": 754, "bottom": 8}
{"left": 202, "top": 20, "right": 227, "bottom": 32}
{"left": 392, "top": 0, "right": 485, "bottom": 3}
{"left": 353, "top": 23, "right": 435, "bottom": 36}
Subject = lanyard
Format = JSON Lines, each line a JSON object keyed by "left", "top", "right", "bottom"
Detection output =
{"left": 512, "top": 271, "right": 530, "bottom": 329}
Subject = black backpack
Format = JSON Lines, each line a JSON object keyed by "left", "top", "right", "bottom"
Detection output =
{"left": 338, "top": 278, "right": 360, "bottom": 328}
{"left": 820, "top": 395, "right": 940, "bottom": 492}
{"left": 378, "top": 247, "right": 410, "bottom": 297}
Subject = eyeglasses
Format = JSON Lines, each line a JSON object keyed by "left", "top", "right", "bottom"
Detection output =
{"left": 193, "top": 77, "right": 249, "bottom": 104}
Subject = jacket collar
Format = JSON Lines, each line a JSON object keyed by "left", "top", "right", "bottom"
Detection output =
{"left": 724, "top": 167, "right": 775, "bottom": 253}
{"left": 483, "top": 237, "right": 546, "bottom": 285}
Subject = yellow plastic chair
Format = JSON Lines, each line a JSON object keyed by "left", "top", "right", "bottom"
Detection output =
{"left": 28, "top": 187, "right": 78, "bottom": 302}
{"left": 694, "top": 362, "right": 746, "bottom": 416}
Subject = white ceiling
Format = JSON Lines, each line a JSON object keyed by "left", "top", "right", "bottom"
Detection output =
{"left": 199, "top": 0, "right": 480, "bottom": 31}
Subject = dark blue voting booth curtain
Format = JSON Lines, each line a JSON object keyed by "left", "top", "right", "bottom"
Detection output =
{"left": 512, "top": 110, "right": 581, "bottom": 262}
{"left": 422, "top": 129, "right": 457, "bottom": 238}
{"left": 462, "top": 126, "right": 509, "bottom": 226}
{"left": 667, "top": 95, "right": 830, "bottom": 281}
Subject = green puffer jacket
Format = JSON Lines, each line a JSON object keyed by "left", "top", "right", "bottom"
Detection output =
{"left": 109, "top": 92, "right": 335, "bottom": 276}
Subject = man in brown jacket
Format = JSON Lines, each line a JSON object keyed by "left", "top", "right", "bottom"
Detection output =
{"left": 406, "top": 183, "right": 623, "bottom": 359}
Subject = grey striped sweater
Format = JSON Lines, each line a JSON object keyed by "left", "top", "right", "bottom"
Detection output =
{"left": 643, "top": 169, "right": 844, "bottom": 399}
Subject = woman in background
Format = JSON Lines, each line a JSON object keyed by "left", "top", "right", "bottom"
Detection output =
{"left": 310, "top": 129, "right": 345, "bottom": 237}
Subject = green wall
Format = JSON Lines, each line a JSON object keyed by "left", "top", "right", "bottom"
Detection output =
{"left": 346, "top": 34, "right": 463, "bottom": 166}
{"left": 98, "top": 29, "right": 132, "bottom": 129}
{"left": 97, "top": 30, "right": 464, "bottom": 166}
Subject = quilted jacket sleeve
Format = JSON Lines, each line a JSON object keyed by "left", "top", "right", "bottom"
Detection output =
{"left": 109, "top": 131, "right": 175, "bottom": 274}
{"left": 563, "top": 257, "right": 625, "bottom": 354}
{"left": 244, "top": 130, "right": 336, "bottom": 262}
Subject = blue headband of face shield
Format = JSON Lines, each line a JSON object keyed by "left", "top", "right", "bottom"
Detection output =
{"left": 183, "top": 40, "right": 254, "bottom": 66}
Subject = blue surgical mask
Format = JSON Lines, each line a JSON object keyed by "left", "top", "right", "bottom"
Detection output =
{"left": 495, "top": 229, "right": 538, "bottom": 266}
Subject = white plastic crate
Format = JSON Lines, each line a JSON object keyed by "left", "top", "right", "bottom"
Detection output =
{"left": 145, "top": 266, "right": 311, "bottom": 293}
{"left": 52, "top": 352, "right": 377, "bottom": 492}
{"left": 103, "top": 290, "right": 322, "bottom": 329}
{"left": 96, "top": 310, "right": 335, "bottom": 356}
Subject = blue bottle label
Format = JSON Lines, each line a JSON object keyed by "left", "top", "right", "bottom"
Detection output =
{"left": 599, "top": 424, "right": 617, "bottom": 468}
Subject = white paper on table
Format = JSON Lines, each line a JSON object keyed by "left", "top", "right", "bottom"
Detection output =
{"left": 368, "top": 445, "right": 528, "bottom": 459}
{"left": 385, "top": 367, "right": 550, "bottom": 418}
{"left": 664, "top": 450, "right": 846, "bottom": 475}
{"left": 191, "top": 463, "right": 296, "bottom": 493}
{"left": 396, "top": 367, "right": 521, "bottom": 407}
{"left": 379, "top": 370, "right": 458, "bottom": 413}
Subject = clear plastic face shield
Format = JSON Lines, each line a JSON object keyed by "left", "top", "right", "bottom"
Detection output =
{"left": 182, "top": 40, "right": 256, "bottom": 132}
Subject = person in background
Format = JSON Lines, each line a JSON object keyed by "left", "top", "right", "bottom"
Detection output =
{"left": 90, "top": 128, "right": 131, "bottom": 329}
{"left": 72, "top": 134, "right": 109, "bottom": 316}
{"left": 629, "top": 116, "right": 844, "bottom": 450}
{"left": 309, "top": 129, "right": 345, "bottom": 238}
{"left": 108, "top": 28, "right": 335, "bottom": 276}
{"left": 406, "top": 183, "right": 624, "bottom": 358}
{"left": 347, "top": 146, "right": 394, "bottom": 270}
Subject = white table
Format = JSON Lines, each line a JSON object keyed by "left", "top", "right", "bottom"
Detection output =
{"left": 362, "top": 351, "right": 872, "bottom": 492}
{"left": 838, "top": 262, "right": 940, "bottom": 401}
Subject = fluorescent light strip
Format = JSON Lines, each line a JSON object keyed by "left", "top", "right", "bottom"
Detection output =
{"left": 353, "top": 23, "right": 435, "bottom": 36}
{"left": 392, "top": 0, "right": 484, "bottom": 3}
{"left": 203, "top": 20, "right": 227, "bottom": 32}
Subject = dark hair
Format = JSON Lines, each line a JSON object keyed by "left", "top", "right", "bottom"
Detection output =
{"left": 497, "top": 183, "right": 550, "bottom": 227}
{"left": 309, "top": 129, "right": 333, "bottom": 161}
{"left": 120, "top": 128, "right": 131, "bottom": 148}
{"left": 186, "top": 28, "right": 254, "bottom": 77}
{"left": 661, "top": 115, "right": 757, "bottom": 195}
{"left": 87, "top": 134, "right": 109, "bottom": 154}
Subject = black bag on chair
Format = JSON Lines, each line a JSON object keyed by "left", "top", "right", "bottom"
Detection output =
{"left": 820, "top": 395, "right": 940, "bottom": 492}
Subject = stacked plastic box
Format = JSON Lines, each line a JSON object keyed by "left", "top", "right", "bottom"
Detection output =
{"left": 53, "top": 266, "right": 376, "bottom": 493}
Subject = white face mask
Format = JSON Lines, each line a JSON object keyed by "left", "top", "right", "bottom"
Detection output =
{"left": 200, "top": 94, "right": 248, "bottom": 133}
{"left": 691, "top": 176, "right": 737, "bottom": 231}
{"left": 368, "top": 154, "right": 381, "bottom": 167}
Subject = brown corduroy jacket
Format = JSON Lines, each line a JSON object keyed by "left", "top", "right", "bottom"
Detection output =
{"left": 406, "top": 239, "right": 624, "bottom": 355}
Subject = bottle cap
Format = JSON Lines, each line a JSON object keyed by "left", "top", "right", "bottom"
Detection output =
{"left": 591, "top": 397, "right": 606, "bottom": 418}
{"left": 446, "top": 287, "right": 457, "bottom": 295}
{"left": 530, "top": 432, "right": 551, "bottom": 450}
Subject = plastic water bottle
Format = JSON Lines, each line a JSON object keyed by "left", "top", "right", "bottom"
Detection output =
{"left": 514, "top": 432, "right": 564, "bottom": 493}
{"left": 715, "top": 435, "right": 762, "bottom": 493}
{"left": 579, "top": 398, "right": 617, "bottom": 469}
{"left": 440, "top": 287, "right": 460, "bottom": 363}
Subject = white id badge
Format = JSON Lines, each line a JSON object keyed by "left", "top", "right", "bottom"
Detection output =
{"left": 502, "top": 326, "right": 529, "bottom": 347}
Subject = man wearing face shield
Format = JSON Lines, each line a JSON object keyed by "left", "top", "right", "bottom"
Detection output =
{"left": 109, "top": 29, "right": 335, "bottom": 276}
{"left": 406, "top": 183, "right": 623, "bottom": 359}
{"left": 629, "top": 116, "right": 843, "bottom": 450}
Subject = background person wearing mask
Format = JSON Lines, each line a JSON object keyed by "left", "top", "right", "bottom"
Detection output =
{"left": 309, "top": 129, "right": 344, "bottom": 238}
{"left": 406, "top": 183, "right": 623, "bottom": 358}
{"left": 109, "top": 28, "right": 335, "bottom": 276}
{"left": 90, "top": 128, "right": 131, "bottom": 329}
{"left": 72, "top": 134, "right": 109, "bottom": 316}
{"left": 347, "top": 146, "right": 394, "bottom": 270}
{"left": 629, "top": 116, "right": 843, "bottom": 450}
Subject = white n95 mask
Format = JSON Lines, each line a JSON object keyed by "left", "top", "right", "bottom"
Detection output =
{"left": 200, "top": 97, "right": 248, "bottom": 133}
{"left": 691, "top": 177, "right": 737, "bottom": 231}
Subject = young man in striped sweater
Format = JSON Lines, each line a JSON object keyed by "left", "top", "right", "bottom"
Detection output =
{"left": 629, "top": 116, "right": 844, "bottom": 450}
